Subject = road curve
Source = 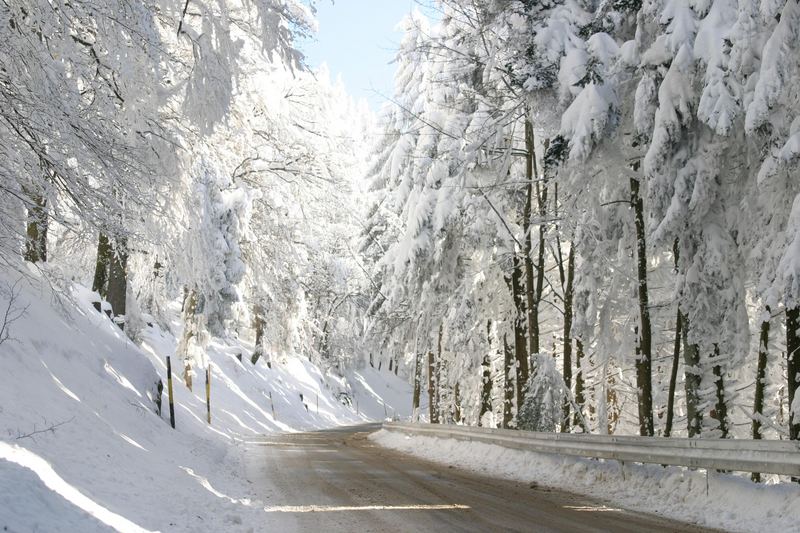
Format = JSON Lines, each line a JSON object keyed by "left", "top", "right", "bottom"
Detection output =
{"left": 245, "top": 424, "right": 717, "bottom": 532}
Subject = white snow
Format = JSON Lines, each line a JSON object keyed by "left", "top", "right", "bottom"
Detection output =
{"left": 0, "top": 266, "right": 412, "bottom": 532}
{"left": 372, "top": 429, "right": 800, "bottom": 533}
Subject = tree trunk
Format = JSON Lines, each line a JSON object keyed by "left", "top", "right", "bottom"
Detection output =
{"left": 606, "top": 371, "right": 620, "bottom": 434}
{"left": 630, "top": 177, "right": 654, "bottom": 436}
{"left": 436, "top": 324, "right": 444, "bottom": 423}
{"left": 664, "top": 310, "right": 682, "bottom": 437}
{"left": 479, "top": 351, "right": 493, "bottom": 427}
{"left": 180, "top": 289, "right": 199, "bottom": 391}
{"left": 752, "top": 310, "right": 769, "bottom": 482}
{"left": 510, "top": 255, "right": 530, "bottom": 408}
{"left": 106, "top": 237, "right": 128, "bottom": 329}
{"left": 91, "top": 233, "right": 112, "bottom": 297}
{"left": 412, "top": 352, "right": 422, "bottom": 422}
{"left": 534, "top": 163, "right": 547, "bottom": 354}
{"left": 503, "top": 333, "right": 515, "bottom": 428}
{"left": 251, "top": 305, "right": 266, "bottom": 364}
{"left": 479, "top": 319, "right": 494, "bottom": 427}
{"left": 712, "top": 344, "right": 728, "bottom": 438}
{"left": 664, "top": 239, "right": 682, "bottom": 438}
{"left": 561, "top": 245, "right": 575, "bottom": 432}
{"left": 427, "top": 349, "right": 439, "bottom": 423}
{"left": 453, "top": 382, "right": 462, "bottom": 424}
{"left": 787, "top": 305, "right": 800, "bottom": 440}
{"left": 24, "top": 192, "right": 48, "bottom": 263}
{"left": 523, "top": 118, "right": 540, "bottom": 366}
{"left": 574, "top": 339, "right": 588, "bottom": 431}
{"left": 682, "top": 318, "right": 703, "bottom": 437}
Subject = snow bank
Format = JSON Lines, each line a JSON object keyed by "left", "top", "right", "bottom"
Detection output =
{"left": 371, "top": 429, "right": 800, "bottom": 532}
{"left": 0, "top": 266, "right": 411, "bottom": 532}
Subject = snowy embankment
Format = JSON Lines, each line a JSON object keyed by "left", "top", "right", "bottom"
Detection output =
{"left": 0, "top": 267, "right": 411, "bottom": 532}
{"left": 372, "top": 430, "right": 800, "bottom": 532}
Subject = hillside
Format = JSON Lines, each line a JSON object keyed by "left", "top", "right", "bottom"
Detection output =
{"left": 0, "top": 267, "right": 411, "bottom": 532}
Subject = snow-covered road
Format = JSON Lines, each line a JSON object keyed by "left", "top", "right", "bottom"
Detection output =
{"left": 244, "top": 424, "right": 715, "bottom": 532}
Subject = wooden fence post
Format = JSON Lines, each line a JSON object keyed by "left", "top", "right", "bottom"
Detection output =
{"left": 166, "top": 356, "right": 175, "bottom": 429}
{"left": 269, "top": 391, "right": 276, "bottom": 420}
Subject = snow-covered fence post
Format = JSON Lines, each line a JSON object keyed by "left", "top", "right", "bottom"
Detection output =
{"left": 205, "top": 366, "right": 211, "bottom": 425}
{"left": 269, "top": 391, "right": 276, "bottom": 420}
{"left": 166, "top": 356, "right": 176, "bottom": 429}
{"left": 316, "top": 393, "right": 319, "bottom": 414}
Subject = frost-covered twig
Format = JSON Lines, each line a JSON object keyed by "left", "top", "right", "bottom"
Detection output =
{"left": 15, "top": 417, "right": 75, "bottom": 441}
{"left": 736, "top": 405, "right": 789, "bottom": 439}
{"left": 0, "top": 278, "right": 29, "bottom": 347}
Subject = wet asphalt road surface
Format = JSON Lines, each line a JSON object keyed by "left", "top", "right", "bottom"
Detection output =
{"left": 245, "top": 424, "right": 719, "bottom": 533}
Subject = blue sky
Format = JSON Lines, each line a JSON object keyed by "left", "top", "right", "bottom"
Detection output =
{"left": 299, "top": 1, "right": 436, "bottom": 110}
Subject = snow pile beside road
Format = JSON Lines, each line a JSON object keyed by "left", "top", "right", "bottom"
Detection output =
{"left": 371, "top": 429, "right": 800, "bottom": 533}
{"left": 0, "top": 267, "right": 410, "bottom": 532}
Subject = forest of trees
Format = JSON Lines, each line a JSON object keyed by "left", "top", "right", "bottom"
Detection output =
{"left": 0, "top": 1, "right": 373, "bottom": 388}
{"left": 361, "top": 0, "right": 800, "bottom": 452}
{"left": 4, "top": 0, "right": 800, "bottom": 478}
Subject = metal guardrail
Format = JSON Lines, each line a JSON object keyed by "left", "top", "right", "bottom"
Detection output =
{"left": 382, "top": 422, "right": 800, "bottom": 476}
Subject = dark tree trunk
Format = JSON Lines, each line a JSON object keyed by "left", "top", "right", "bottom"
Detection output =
{"left": 479, "top": 319, "right": 494, "bottom": 427}
{"left": 503, "top": 333, "right": 515, "bottom": 428}
{"left": 436, "top": 324, "right": 444, "bottom": 422}
{"left": 479, "top": 352, "right": 493, "bottom": 427}
{"left": 106, "top": 237, "right": 128, "bottom": 329}
{"left": 682, "top": 318, "right": 703, "bottom": 437}
{"left": 510, "top": 255, "right": 530, "bottom": 408}
{"left": 412, "top": 352, "right": 422, "bottom": 421}
{"left": 664, "top": 310, "right": 682, "bottom": 437}
{"left": 712, "top": 344, "right": 728, "bottom": 438}
{"left": 574, "top": 339, "right": 587, "bottom": 431}
{"left": 453, "top": 382, "right": 462, "bottom": 424}
{"left": 534, "top": 167, "right": 547, "bottom": 354}
{"left": 561, "top": 245, "right": 575, "bottom": 432}
{"left": 427, "top": 349, "right": 439, "bottom": 423}
{"left": 752, "top": 310, "right": 769, "bottom": 482}
{"left": 630, "top": 177, "right": 654, "bottom": 436}
{"left": 665, "top": 239, "right": 682, "bottom": 438}
{"left": 787, "top": 305, "right": 800, "bottom": 440}
{"left": 251, "top": 305, "right": 266, "bottom": 364}
{"left": 92, "top": 233, "right": 112, "bottom": 297}
{"left": 523, "top": 118, "right": 540, "bottom": 367}
{"left": 24, "top": 193, "right": 48, "bottom": 263}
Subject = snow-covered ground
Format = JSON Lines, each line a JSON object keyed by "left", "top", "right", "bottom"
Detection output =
{"left": 372, "top": 430, "right": 800, "bottom": 532}
{"left": 0, "top": 267, "right": 411, "bottom": 532}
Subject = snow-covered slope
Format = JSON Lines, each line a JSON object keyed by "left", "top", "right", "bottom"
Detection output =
{"left": 0, "top": 267, "right": 412, "bottom": 532}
